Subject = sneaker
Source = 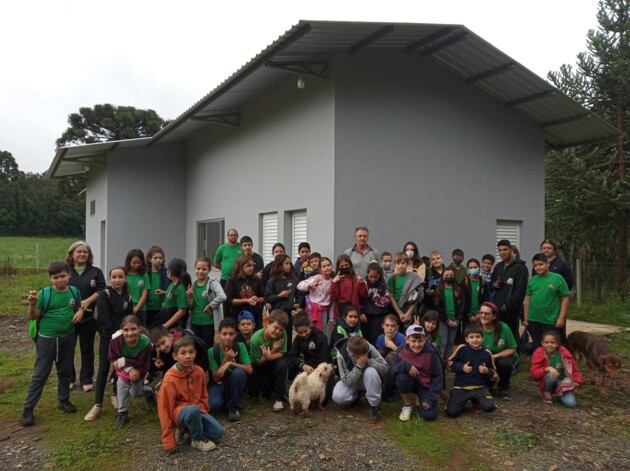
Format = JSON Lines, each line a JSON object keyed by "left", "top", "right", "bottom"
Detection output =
{"left": 111, "top": 395, "right": 119, "bottom": 409}
{"left": 58, "top": 399, "right": 77, "bottom": 413}
{"left": 399, "top": 406, "right": 412, "bottom": 422}
{"left": 272, "top": 401, "right": 285, "bottom": 412}
{"left": 82, "top": 384, "right": 94, "bottom": 393}
{"left": 115, "top": 412, "right": 128, "bottom": 427}
{"left": 368, "top": 406, "right": 380, "bottom": 424}
{"left": 228, "top": 410, "right": 241, "bottom": 422}
{"left": 543, "top": 391, "right": 553, "bottom": 404}
{"left": 19, "top": 408, "right": 35, "bottom": 427}
{"left": 191, "top": 438, "right": 216, "bottom": 452}
{"left": 175, "top": 428, "right": 190, "bottom": 446}
{"left": 84, "top": 404, "right": 102, "bottom": 421}
{"left": 145, "top": 393, "right": 157, "bottom": 411}
{"left": 68, "top": 383, "right": 75, "bottom": 391}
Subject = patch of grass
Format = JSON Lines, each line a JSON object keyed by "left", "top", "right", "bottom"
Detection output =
{"left": 0, "top": 351, "right": 34, "bottom": 409}
{"left": 498, "top": 426, "right": 537, "bottom": 450}
{"left": 0, "top": 271, "right": 50, "bottom": 315}
{"left": 570, "top": 298, "right": 629, "bottom": 327}
{"left": 0, "top": 236, "right": 77, "bottom": 269}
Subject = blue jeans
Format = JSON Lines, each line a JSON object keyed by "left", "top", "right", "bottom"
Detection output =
{"left": 544, "top": 373, "right": 576, "bottom": 407}
{"left": 209, "top": 368, "right": 247, "bottom": 412}
{"left": 177, "top": 405, "right": 224, "bottom": 442}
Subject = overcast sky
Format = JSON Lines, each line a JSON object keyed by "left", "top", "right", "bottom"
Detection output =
{"left": 0, "top": 0, "right": 599, "bottom": 173}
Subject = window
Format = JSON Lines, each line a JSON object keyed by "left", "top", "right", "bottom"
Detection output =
{"left": 496, "top": 220, "right": 521, "bottom": 255}
{"left": 197, "top": 219, "right": 225, "bottom": 261}
{"left": 291, "top": 210, "right": 308, "bottom": 260}
{"left": 90, "top": 200, "right": 96, "bottom": 216}
{"left": 260, "top": 212, "right": 279, "bottom": 265}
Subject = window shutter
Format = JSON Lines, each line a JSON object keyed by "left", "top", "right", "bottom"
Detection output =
{"left": 496, "top": 220, "right": 521, "bottom": 255}
{"left": 262, "top": 213, "right": 279, "bottom": 265}
{"left": 292, "top": 211, "right": 308, "bottom": 259}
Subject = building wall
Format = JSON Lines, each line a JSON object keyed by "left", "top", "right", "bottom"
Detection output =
{"left": 333, "top": 51, "right": 545, "bottom": 261}
{"left": 85, "top": 163, "right": 108, "bottom": 269}
{"left": 185, "top": 75, "right": 335, "bottom": 264}
{"left": 105, "top": 142, "right": 186, "bottom": 271}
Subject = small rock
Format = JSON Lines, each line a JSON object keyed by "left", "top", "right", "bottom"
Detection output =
{"left": 504, "top": 461, "right": 514, "bottom": 467}
{"left": 549, "top": 465, "right": 559, "bottom": 471}
{"left": 275, "top": 438, "right": 285, "bottom": 445}
{"left": 319, "top": 454, "right": 327, "bottom": 460}
{"left": 289, "top": 460, "right": 298, "bottom": 466}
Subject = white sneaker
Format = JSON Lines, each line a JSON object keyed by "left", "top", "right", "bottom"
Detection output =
{"left": 111, "top": 395, "right": 119, "bottom": 409}
{"left": 272, "top": 401, "right": 284, "bottom": 412}
{"left": 399, "top": 406, "right": 413, "bottom": 422}
{"left": 191, "top": 438, "right": 216, "bottom": 452}
{"left": 84, "top": 404, "right": 102, "bottom": 421}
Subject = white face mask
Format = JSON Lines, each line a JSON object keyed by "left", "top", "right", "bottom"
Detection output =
{"left": 405, "top": 250, "right": 414, "bottom": 258}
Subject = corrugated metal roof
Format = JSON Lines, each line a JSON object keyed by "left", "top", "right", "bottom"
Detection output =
{"left": 47, "top": 138, "right": 151, "bottom": 178}
{"left": 150, "top": 20, "right": 621, "bottom": 148}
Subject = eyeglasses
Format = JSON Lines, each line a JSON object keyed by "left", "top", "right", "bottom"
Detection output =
{"left": 479, "top": 311, "right": 494, "bottom": 316}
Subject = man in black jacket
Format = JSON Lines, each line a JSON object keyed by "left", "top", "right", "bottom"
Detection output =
{"left": 491, "top": 240, "right": 528, "bottom": 340}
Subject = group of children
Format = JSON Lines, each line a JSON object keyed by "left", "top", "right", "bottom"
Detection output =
{"left": 20, "top": 236, "right": 583, "bottom": 453}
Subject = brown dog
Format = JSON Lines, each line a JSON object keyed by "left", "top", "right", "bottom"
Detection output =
{"left": 565, "top": 331, "right": 621, "bottom": 395}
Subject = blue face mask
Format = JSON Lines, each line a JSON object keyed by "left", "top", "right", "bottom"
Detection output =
{"left": 468, "top": 268, "right": 480, "bottom": 276}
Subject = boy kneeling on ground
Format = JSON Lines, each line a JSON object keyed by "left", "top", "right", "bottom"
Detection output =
{"left": 158, "top": 336, "right": 224, "bottom": 452}
{"left": 390, "top": 325, "right": 443, "bottom": 422}
{"left": 446, "top": 322, "right": 497, "bottom": 417}
{"left": 332, "top": 336, "right": 388, "bottom": 424}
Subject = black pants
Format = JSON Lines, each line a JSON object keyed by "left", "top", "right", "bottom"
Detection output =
{"left": 500, "top": 309, "right": 520, "bottom": 342}
{"left": 494, "top": 356, "right": 514, "bottom": 390}
{"left": 528, "top": 321, "right": 566, "bottom": 346}
{"left": 146, "top": 310, "right": 161, "bottom": 329}
{"left": 191, "top": 324, "right": 215, "bottom": 349}
{"left": 248, "top": 358, "right": 289, "bottom": 402}
{"left": 72, "top": 317, "right": 97, "bottom": 386}
{"left": 446, "top": 387, "right": 496, "bottom": 418}
{"left": 94, "top": 334, "right": 111, "bottom": 405}
{"left": 363, "top": 314, "right": 385, "bottom": 346}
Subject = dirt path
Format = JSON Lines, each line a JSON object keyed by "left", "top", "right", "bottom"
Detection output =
{"left": 565, "top": 319, "right": 623, "bottom": 335}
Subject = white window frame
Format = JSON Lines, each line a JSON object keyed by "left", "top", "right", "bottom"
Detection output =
{"left": 496, "top": 219, "right": 521, "bottom": 256}
{"left": 291, "top": 210, "right": 308, "bottom": 260}
{"left": 261, "top": 212, "right": 279, "bottom": 265}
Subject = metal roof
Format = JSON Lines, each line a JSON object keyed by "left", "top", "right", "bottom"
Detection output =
{"left": 150, "top": 20, "right": 621, "bottom": 149}
{"left": 47, "top": 138, "right": 151, "bottom": 178}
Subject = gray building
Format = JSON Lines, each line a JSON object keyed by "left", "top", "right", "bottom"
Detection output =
{"left": 48, "top": 21, "right": 620, "bottom": 272}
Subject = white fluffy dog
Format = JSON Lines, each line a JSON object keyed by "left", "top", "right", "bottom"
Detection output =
{"left": 288, "top": 362, "right": 334, "bottom": 416}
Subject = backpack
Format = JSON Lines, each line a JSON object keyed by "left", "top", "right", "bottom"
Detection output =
{"left": 28, "top": 286, "right": 81, "bottom": 341}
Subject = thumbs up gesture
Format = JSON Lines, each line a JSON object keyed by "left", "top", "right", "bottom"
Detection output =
{"left": 463, "top": 361, "right": 472, "bottom": 373}
{"left": 479, "top": 363, "right": 489, "bottom": 374}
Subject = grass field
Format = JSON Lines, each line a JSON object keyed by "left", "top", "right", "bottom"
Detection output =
{"left": 0, "top": 236, "right": 77, "bottom": 269}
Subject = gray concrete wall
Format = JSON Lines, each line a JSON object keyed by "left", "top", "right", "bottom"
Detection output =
{"left": 105, "top": 142, "right": 186, "bottom": 271}
{"left": 333, "top": 51, "right": 545, "bottom": 262}
{"left": 85, "top": 163, "right": 108, "bottom": 269}
{"left": 186, "top": 74, "right": 335, "bottom": 263}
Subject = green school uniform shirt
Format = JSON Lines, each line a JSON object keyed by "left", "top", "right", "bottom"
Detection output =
{"left": 36, "top": 287, "right": 78, "bottom": 337}
{"left": 214, "top": 244, "right": 244, "bottom": 281}
{"left": 248, "top": 328, "right": 288, "bottom": 365}
{"left": 146, "top": 271, "right": 162, "bottom": 310}
{"left": 526, "top": 273, "right": 570, "bottom": 324}
{"left": 122, "top": 334, "right": 151, "bottom": 358}
{"left": 191, "top": 281, "right": 212, "bottom": 326}
{"left": 127, "top": 273, "right": 150, "bottom": 312}
{"left": 444, "top": 287, "right": 455, "bottom": 319}
{"left": 546, "top": 350, "right": 565, "bottom": 379}
{"left": 208, "top": 342, "right": 251, "bottom": 374}
{"left": 163, "top": 282, "right": 188, "bottom": 310}
{"left": 482, "top": 321, "right": 517, "bottom": 354}
{"left": 469, "top": 278, "right": 480, "bottom": 317}
{"left": 387, "top": 273, "right": 407, "bottom": 304}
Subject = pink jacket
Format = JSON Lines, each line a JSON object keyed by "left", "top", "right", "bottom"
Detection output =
{"left": 530, "top": 345, "right": 583, "bottom": 392}
{"left": 297, "top": 274, "right": 332, "bottom": 306}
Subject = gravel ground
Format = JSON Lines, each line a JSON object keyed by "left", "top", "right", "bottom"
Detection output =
{"left": 1, "top": 313, "right": 628, "bottom": 471}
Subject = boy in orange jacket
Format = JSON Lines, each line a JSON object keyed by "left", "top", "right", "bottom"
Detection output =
{"left": 157, "top": 336, "right": 224, "bottom": 452}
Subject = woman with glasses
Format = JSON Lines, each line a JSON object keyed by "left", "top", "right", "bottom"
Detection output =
{"left": 478, "top": 301, "right": 517, "bottom": 398}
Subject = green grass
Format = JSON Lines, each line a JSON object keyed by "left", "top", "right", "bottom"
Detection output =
{"left": 0, "top": 271, "right": 50, "bottom": 315}
{"left": 0, "top": 236, "right": 77, "bottom": 269}
{"left": 570, "top": 298, "right": 629, "bottom": 327}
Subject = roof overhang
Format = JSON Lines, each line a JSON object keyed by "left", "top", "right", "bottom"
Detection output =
{"left": 149, "top": 20, "right": 621, "bottom": 149}
{"left": 47, "top": 138, "right": 152, "bottom": 179}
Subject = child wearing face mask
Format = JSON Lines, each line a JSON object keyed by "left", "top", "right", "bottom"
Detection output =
{"left": 447, "top": 249, "right": 467, "bottom": 285}
{"left": 380, "top": 252, "right": 393, "bottom": 282}
{"left": 434, "top": 268, "right": 464, "bottom": 359}
{"left": 458, "top": 258, "right": 489, "bottom": 344}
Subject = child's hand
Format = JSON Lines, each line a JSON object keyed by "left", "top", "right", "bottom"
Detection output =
{"left": 479, "top": 363, "right": 489, "bottom": 375}
{"left": 154, "top": 289, "right": 166, "bottom": 295}
{"left": 129, "top": 368, "right": 140, "bottom": 381}
{"left": 271, "top": 338, "right": 284, "bottom": 353}
{"left": 303, "top": 364, "right": 314, "bottom": 374}
{"left": 421, "top": 401, "right": 431, "bottom": 410}
{"left": 385, "top": 337, "right": 397, "bottom": 351}
{"left": 278, "top": 289, "right": 291, "bottom": 298}
{"left": 546, "top": 366, "right": 560, "bottom": 378}
{"left": 359, "top": 314, "right": 367, "bottom": 323}
{"left": 112, "top": 360, "right": 119, "bottom": 369}
{"left": 333, "top": 272, "right": 344, "bottom": 283}
{"left": 203, "top": 304, "right": 212, "bottom": 313}
{"left": 354, "top": 273, "right": 362, "bottom": 282}
{"left": 72, "top": 307, "right": 84, "bottom": 324}
{"left": 186, "top": 284, "right": 193, "bottom": 296}
{"left": 409, "top": 365, "right": 419, "bottom": 378}
{"left": 356, "top": 354, "right": 368, "bottom": 367}
{"left": 400, "top": 312, "right": 411, "bottom": 324}
{"left": 463, "top": 361, "right": 472, "bottom": 373}
{"left": 265, "top": 303, "right": 272, "bottom": 310}
{"left": 224, "top": 349, "right": 237, "bottom": 362}
{"left": 413, "top": 315, "right": 421, "bottom": 325}
{"left": 448, "top": 320, "right": 458, "bottom": 328}
{"left": 260, "top": 345, "right": 272, "bottom": 359}
{"left": 154, "top": 358, "right": 164, "bottom": 368}
{"left": 27, "top": 290, "right": 38, "bottom": 305}
{"left": 247, "top": 297, "right": 258, "bottom": 306}
{"left": 311, "top": 279, "right": 321, "bottom": 287}
{"left": 256, "top": 271, "right": 263, "bottom": 280}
